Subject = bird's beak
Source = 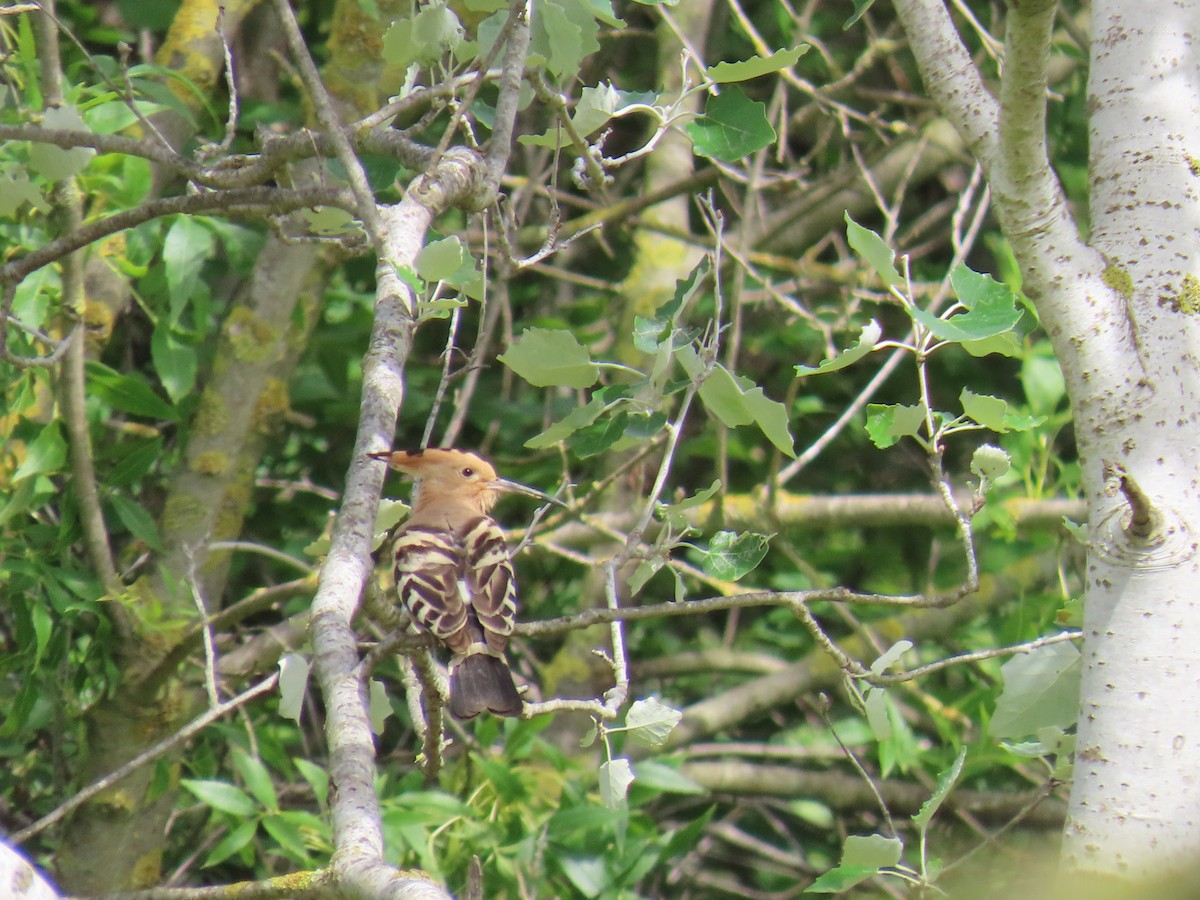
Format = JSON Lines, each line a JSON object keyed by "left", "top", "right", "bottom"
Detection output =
{"left": 493, "top": 478, "right": 568, "bottom": 507}
{"left": 368, "top": 451, "right": 395, "bottom": 464}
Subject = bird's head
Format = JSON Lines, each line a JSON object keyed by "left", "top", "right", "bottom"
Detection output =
{"left": 369, "top": 448, "right": 561, "bottom": 513}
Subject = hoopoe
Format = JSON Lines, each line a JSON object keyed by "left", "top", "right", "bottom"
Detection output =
{"left": 369, "top": 448, "right": 560, "bottom": 719}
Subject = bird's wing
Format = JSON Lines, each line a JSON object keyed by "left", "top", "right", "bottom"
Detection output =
{"left": 461, "top": 516, "right": 518, "bottom": 655}
{"left": 391, "top": 525, "right": 470, "bottom": 650}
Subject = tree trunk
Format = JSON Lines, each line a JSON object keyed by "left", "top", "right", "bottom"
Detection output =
{"left": 1060, "top": 0, "right": 1200, "bottom": 876}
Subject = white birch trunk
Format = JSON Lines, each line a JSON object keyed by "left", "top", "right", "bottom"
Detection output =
{"left": 1061, "top": 0, "right": 1200, "bottom": 875}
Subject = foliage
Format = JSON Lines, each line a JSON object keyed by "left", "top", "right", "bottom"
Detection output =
{"left": 0, "top": 0, "right": 1094, "bottom": 897}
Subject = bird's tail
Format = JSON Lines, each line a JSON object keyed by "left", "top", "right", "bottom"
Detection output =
{"left": 449, "top": 652, "right": 522, "bottom": 719}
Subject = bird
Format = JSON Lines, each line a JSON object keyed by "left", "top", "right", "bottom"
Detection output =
{"left": 368, "top": 447, "right": 561, "bottom": 719}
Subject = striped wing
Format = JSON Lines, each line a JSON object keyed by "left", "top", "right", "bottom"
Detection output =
{"left": 461, "top": 517, "right": 518, "bottom": 654}
{"left": 391, "top": 516, "right": 517, "bottom": 656}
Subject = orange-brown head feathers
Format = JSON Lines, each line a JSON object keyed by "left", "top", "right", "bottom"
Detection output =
{"left": 369, "top": 448, "right": 559, "bottom": 515}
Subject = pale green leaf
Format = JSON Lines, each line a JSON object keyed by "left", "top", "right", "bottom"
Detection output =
{"left": 278, "top": 654, "right": 310, "bottom": 722}
{"left": 30, "top": 107, "right": 95, "bottom": 179}
{"left": 181, "top": 779, "right": 258, "bottom": 817}
{"left": 795, "top": 320, "right": 882, "bottom": 375}
{"left": 151, "top": 325, "right": 197, "bottom": 403}
{"left": 706, "top": 46, "right": 809, "bottom": 83}
{"left": 805, "top": 865, "right": 879, "bottom": 892}
{"left": 989, "top": 640, "right": 1081, "bottom": 738}
{"left": 845, "top": 213, "right": 902, "bottom": 287}
{"left": 163, "top": 216, "right": 216, "bottom": 319}
{"left": 625, "top": 698, "right": 683, "bottom": 747}
{"left": 526, "top": 397, "right": 606, "bottom": 448}
{"left": 842, "top": 833, "right": 904, "bottom": 869}
{"left": 369, "top": 679, "right": 392, "bottom": 734}
{"left": 970, "top": 444, "right": 1011, "bottom": 481}
{"left": 912, "top": 747, "right": 967, "bottom": 830}
{"left": 960, "top": 388, "right": 1009, "bottom": 431}
{"left": 869, "top": 640, "right": 912, "bottom": 675}
{"left": 656, "top": 478, "right": 721, "bottom": 528}
{"left": 415, "top": 236, "right": 467, "bottom": 283}
{"left": 599, "top": 757, "right": 634, "bottom": 809}
{"left": 499, "top": 328, "right": 599, "bottom": 388}
{"left": 12, "top": 420, "right": 66, "bottom": 482}
{"left": 865, "top": 402, "right": 925, "bottom": 448}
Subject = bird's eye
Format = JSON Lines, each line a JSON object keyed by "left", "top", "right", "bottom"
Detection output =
{"left": 461, "top": 467, "right": 474, "bottom": 478}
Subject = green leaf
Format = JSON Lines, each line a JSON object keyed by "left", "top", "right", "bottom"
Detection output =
{"left": 382, "top": 6, "right": 464, "bottom": 68}
{"left": 108, "top": 494, "right": 163, "bottom": 551}
{"left": 526, "top": 396, "right": 606, "bottom": 448}
{"left": 1021, "top": 345, "right": 1067, "bottom": 414}
{"left": 181, "top": 779, "right": 258, "bottom": 817}
{"left": 970, "top": 444, "right": 1011, "bottom": 481}
{"left": 566, "top": 411, "right": 628, "bottom": 458}
{"left": 706, "top": 46, "right": 809, "bottom": 83}
{"left": 657, "top": 478, "right": 721, "bottom": 528}
{"left": 0, "top": 169, "right": 48, "bottom": 216}
{"left": 962, "top": 331, "right": 1022, "bottom": 358}
{"left": 795, "top": 320, "right": 882, "bottom": 375}
{"left": 697, "top": 362, "right": 753, "bottom": 426}
{"left": 415, "top": 236, "right": 467, "bottom": 283}
{"left": 522, "top": 83, "right": 658, "bottom": 147}
{"left": 911, "top": 269, "right": 1023, "bottom": 342}
{"left": 560, "top": 855, "right": 607, "bottom": 898}
{"left": 741, "top": 386, "right": 796, "bottom": 457}
{"left": 658, "top": 256, "right": 712, "bottom": 323}
{"left": 843, "top": 0, "right": 875, "bottom": 28}
{"left": 628, "top": 558, "right": 664, "bottom": 596}
{"left": 203, "top": 819, "right": 258, "bottom": 868}
{"left": 107, "top": 437, "right": 163, "bottom": 487}
{"left": 625, "top": 698, "right": 683, "bottom": 747}
{"left": 369, "top": 678, "right": 392, "bottom": 734}
{"left": 293, "top": 757, "right": 328, "bottom": 807}
{"left": 278, "top": 654, "right": 310, "bottom": 722}
{"left": 912, "top": 747, "right": 967, "bottom": 830}
{"left": 869, "top": 640, "right": 912, "bottom": 675}
{"left": 845, "top": 213, "right": 903, "bottom": 287}
{"left": 624, "top": 411, "right": 667, "bottom": 440}
{"left": 232, "top": 750, "right": 278, "bottom": 811}
{"left": 842, "top": 833, "right": 904, "bottom": 869}
{"left": 805, "top": 865, "right": 879, "bottom": 892}
{"left": 960, "top": 389, "right": 1009, "bottom": 431}
{"left": 685, "top": 86, "right": 776, "bottom": 162}
{"left": 86, "top": 361, "right": 177, "bottom": 420}
{"left": 163, "top": 216, "right": 216, "bottom": 321}
{"left": 499, "top": 328, "right": 599, "bottom": 388}
{"left": 599, "top": 757, "right": 634, "bottom": 809}
{"left": 302, "top": 206, "right": 357, "bottom": 236}
{"left": 990, "top": 640, "right": 1081, "bottom": 738}
{"left": 530, "top": 0, "right": 603, "bottom": 79}
{"left": 863, "top": 687, "right": 892, "bottom": 740}
{"left": 697, "top": 531, "right": 771, "bottom": 581}
{"left": 29, "top": 107, "right": 95, "bottom": 179}
{"left": 12, "top": 420, "right": 67, "bottom": 482}
{"left": 865, "top": 402, "right": 925, "bottom": 448}
{"left": 151, "top": 325, "right": 197, "bottom": 402}
{"left": 261, "top": 813, "right": 310, "bottom": 863}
